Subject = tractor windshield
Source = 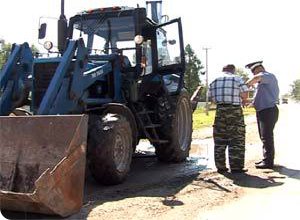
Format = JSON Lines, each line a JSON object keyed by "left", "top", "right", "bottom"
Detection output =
{"left": 72, "top": 14, "right": 136, "bottom": 65}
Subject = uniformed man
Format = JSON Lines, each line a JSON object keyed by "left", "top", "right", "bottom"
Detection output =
{"left": 245, "top": 61, "right": 279, "bottom": 169}
{"left": 209, "top": 64, "right": 249, "bottom": 173}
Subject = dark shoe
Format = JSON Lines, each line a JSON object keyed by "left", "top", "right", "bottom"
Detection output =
{"left": 255, "top": 160, "right": 264, "bottom": 165}
{"left": 217, "top": 168, "right": 228, "bottom": 174}
{"left": 230, "top": 168, "right": 248, "bottom": 173}
{"left": 255, "top": 162, "right": 273, "bottom": 169}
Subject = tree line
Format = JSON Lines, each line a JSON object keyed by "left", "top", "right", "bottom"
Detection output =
{"left": 291, "top": 79, "right": 300, "bottom": 101}
{"left": 0, "top": 40, "right": 11, "bottom": 68}
{"left": 1, "top": 40, "right": 299, "bottom": 101}
{"left": 0, "top": 40, "right": 39, "bottom": 69}
{"left": 183, "top": 44, "right": 300, "bottom": 102}
{"left": 183, "top": 44, "right": 250, "bottom": 102}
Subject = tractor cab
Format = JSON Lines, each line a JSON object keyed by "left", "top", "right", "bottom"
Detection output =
{"left": 71, "top": 7, "right": 139, "bottom": 57}
{"left": 38, "top": 5, "right": 185, "bottom": 94}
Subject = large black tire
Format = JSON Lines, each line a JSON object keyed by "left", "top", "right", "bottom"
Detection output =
{"left": 154, "top": 91, "right": 193, "bottom": 162}
{"left": 87, "top": 113, "right": 133, "bottom": 185}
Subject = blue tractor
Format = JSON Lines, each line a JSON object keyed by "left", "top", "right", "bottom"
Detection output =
{"left": 0, "top": 0, "right": 192, "bottom": 216}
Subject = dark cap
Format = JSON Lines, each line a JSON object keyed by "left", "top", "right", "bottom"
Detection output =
{"left": 245, "top": 61, "right": 263, "bottom": 71}
{"left": 222, "top": 64, "right": 235, "bottom": 73}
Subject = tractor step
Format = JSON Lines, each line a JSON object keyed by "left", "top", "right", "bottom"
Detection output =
{"left": 131, "top": 104, "right": 168, "bottom": 144}
{"left": 149, "top": 139, "right": 169, "bottom": 143}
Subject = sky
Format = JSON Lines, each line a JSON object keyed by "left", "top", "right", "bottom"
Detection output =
{"left": 0, "top": 0, "right": 299, "bottom": 95}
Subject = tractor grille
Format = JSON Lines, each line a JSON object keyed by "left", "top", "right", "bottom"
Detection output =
{"left": 33, "top": 62, "right": 59, "bottom": 111}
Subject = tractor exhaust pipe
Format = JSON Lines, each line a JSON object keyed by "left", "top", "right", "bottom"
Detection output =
{"left": 58, "top": 0, "right": 68, "bottom": 54}
{"left": 146, "top": 1, "right": 162, "bottom": 23}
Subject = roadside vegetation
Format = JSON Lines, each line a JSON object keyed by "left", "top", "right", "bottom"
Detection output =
{"left": 193, "top": 106, "right": 256, "bottom": 129}
{"left": 291, "top": 79, "right": 300, "bottom": 101}
{"left": 0, "top": 40, "right": 39, "bottom": 69}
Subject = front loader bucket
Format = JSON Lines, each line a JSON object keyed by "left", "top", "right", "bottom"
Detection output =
{"left": 0, "top": 115, "right": 88, "bottom": 217}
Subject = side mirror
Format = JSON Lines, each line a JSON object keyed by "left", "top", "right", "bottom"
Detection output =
{"left": 168, "top": 39, "right": 176, "bottom": 45}
{"left": 161, "top": 39, "right": 176, "bottom": 46}
{"left": 38, "top": 23, "right": 47, "bottom": 39}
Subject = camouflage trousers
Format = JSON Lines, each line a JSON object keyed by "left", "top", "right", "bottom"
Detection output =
{"left": 213, "top": 105, "right": 246, "bottom": 170}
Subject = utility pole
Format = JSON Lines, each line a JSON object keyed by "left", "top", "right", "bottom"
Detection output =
{"left": 203, "top": 47, "right": 210, "bottom": 115}
{"left": 0, "top": 38, "right": 4, "bottom": 51}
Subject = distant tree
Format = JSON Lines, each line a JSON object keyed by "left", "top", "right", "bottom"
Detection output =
{"left": 235, "top": 67, "right": 256, "bottom": 98}
{"left": 0, "top": 40, "right": 39, "bottom": 69}
{"left": 291, "top": 79, "right": 300, "bottom": 101}
{"left": 184, "top": 44, "right": 204, "bottom": 97}
{"left": 236, "top": 67, "right": 249, "bottom": 82}
{"left": 30, "top": 44, "right": 40, "bottom": 56}
{"left": 0, "top": 40, "right": 12, "bottom": 69}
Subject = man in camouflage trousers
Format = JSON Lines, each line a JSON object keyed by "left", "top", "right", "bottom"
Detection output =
{"left": 209, "top": 64, "right": 249, "bottom": 173}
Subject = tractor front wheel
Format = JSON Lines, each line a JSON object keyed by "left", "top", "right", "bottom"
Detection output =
{"left": 87, "top": 113, "right": 133, "bottom": 185}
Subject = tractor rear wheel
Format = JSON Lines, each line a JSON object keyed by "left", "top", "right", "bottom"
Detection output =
{"left": 154, "top": 90, "right": 192, "bottom": 162}
{"left": 87, "top": 113, "right": 133, "bottom": 185}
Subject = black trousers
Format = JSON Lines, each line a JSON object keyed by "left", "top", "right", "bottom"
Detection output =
{"left": 256, "top": 106, "right": 279, "bottom": 165}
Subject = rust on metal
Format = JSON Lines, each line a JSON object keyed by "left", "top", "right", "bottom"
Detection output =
{"left": 0, "top": 115, "right": 88, "bottom": 217}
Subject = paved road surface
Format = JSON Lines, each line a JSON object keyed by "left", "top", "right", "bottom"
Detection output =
{"left": 198, "top": 102, "right": 300, "bottom": 220}
{"left": 1, "top": 103, "right": 298, "bottom": 220}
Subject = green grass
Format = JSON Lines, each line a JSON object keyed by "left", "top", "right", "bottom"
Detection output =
{"left": 193, "top": 108, "right": 215, "bottom": 130}
{"left": 193, "top": 107, "right": 256, "bottom": 130}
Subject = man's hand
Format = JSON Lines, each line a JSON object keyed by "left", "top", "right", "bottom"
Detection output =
{"left": 241, "top": 91, "right": 249, "bottom": 108}
{"left": 242, "top": 99, "right": 253, "bottom": 108}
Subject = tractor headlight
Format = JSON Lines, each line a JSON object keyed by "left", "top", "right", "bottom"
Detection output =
{"left": 43, "top": 41, "right": 53, "bottom": 51}
{"left": 134, "top": 35, "right": 144, "bottom": 45}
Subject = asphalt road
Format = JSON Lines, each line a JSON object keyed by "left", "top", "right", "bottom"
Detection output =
{"left": 1, "top": 102, "right": 299, "bottom": 220}
{"left": 198, "top": 102, "right": 300, "bottom": 220}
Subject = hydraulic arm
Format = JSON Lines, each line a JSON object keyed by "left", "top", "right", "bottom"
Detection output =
{"left": 0, "top": 42, "right": 33, "bottom": 115}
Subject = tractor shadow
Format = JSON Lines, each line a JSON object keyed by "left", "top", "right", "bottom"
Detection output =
{"left": 1, "top": 148, "right": 208, "bottom": 219}
{"left": 74, "top": 153, "right": 205, "bottom": 219}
